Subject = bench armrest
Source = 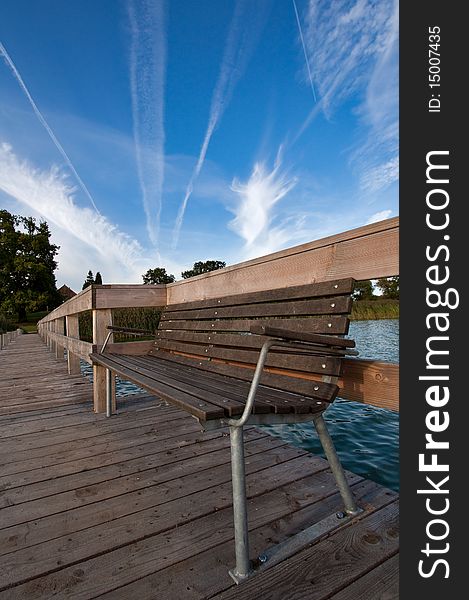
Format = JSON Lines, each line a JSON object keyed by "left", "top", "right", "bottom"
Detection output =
{"left": 100, "top": 326, "right": 154, "bottom": 354}
{"left": 107, "top": 326, "right": 154, "bottom": 336}
{"left": 249, "top": 325, "right": 356, "bottom": 351}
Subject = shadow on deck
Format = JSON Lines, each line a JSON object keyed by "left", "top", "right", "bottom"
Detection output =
{"left": 0, "top": 334, "right": 399, "bottom": 599}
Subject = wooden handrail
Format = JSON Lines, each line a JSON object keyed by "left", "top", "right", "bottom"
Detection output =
{"left": 167, "top": 217, "right": 399, "bottom": 304}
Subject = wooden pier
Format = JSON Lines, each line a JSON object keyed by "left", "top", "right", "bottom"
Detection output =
{"left": 0, "top": 333, "right": 399, "bottom": 599}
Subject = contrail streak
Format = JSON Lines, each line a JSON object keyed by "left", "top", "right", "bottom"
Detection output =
{"left": 0, "top": 41, "right": 100, "bottom": 214}
{"left": 128, "top": 0, "right": 166, "bottom": 247}
{"left": 172, "top": 0, "right": 268, "bottom": 249}
{"left": 292, "top": 0, "right": 317, "bottom": 102}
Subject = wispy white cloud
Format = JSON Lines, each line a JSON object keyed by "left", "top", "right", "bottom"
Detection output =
{"left": 353, "top": 1, "right": 399, "bottom": 192}
{"left": 294, "top": 0, "right": 399, "bottom": 195}
{"left": 303, "top": 0, "right": 394, "bottom": 115}
{"left": 229, "top": 149, "right": 302, "bottom": 258}
{"left": 366, "top": 209, "right": 392, "bottom": 225}
{"left": 0, "top": 41, "right": 100, "bottom": 214}
{"left": 0, "top": 141, "right": 229, "bottom": 289}
{"left": 172, "top": 0, "right": 270, "bottom": 248}
{"left": 128, "top": 0, "right": 166, "bottom": 247}
{"left": 0, "top": 142, "right": 143, "bottom": 284}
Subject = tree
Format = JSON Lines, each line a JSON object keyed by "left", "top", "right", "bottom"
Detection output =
{"left": 353, "top": 280, "right": 374, "bottom": 301}
{"left": 142, "top": 267, "right": 175, "bottom": 285}
{"left": 181, "top": 260, "right": 226, "bottom": 279}
{"left": 82, "top": 270, "right": 94, "bottom": 290}
{"left": 0, "top": 210, "right": 60, "bottom": 321}
{"left": 94, "top": 272, "right": 103, "bottom": 285}
{"left": 376, "top": 276, "right": 399, "bottom": 299}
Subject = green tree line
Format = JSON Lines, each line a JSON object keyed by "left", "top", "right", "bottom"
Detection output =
{"left": 0, "top": 210, "right": 60, "bottom": 323}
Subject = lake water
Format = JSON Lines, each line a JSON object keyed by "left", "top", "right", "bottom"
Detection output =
{"left": 82, "top": 319, "right": 399, "bottom": 492}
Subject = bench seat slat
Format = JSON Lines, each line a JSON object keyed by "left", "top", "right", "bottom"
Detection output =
{"left": 90, "top": 353, "right": 225, "bottom": 420}
{"left": 131, "top": 355, "right": 281, "bottom": 413}
{"left": 160, "top": 295, "right": 352, "bottom": 321}
{"left": 149, "top": 350, "right": 338, "bottom": 403}
{"left": 124, "top": 353, "right": 331, "bottom": 416}
{"left": 133, "top": 355, "right": 321, "bottom": 415}
{"left": 132, "top": 352, "right": 333, "bottom": 414}
{"left": 92, "top": 352, "right": 333, "bottom": 418}
{"left": 164, "top": 278, "right": 354, "bottom": 312}
{"left": 118, "top": 355, "right": 272, "bottom": 416}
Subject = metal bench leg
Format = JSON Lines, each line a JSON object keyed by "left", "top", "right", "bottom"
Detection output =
{"left": 313, "top": 414, "right": 360, "bottom": 515}
{"left": 229, "top": 424, "right": 252, "bottom": 583}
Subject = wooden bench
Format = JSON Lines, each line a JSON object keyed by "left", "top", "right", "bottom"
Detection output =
{"left": 91, "top": 277, "right": 360, "bottom": 582}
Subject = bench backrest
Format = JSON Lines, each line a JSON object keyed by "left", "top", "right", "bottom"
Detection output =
{"left": 149, "top": 278, "right": 354, "bottom": 399}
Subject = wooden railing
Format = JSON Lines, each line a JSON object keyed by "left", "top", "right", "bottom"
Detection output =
{"left": 38, "top": 217, "right": 399, "bottom": 413}
{"left": 0, "top": 328, "right": 22, "bottom": 349}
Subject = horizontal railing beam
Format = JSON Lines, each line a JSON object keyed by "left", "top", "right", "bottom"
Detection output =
{"left": 38, "top": 285, "right": 167, "bottom": 324}
{"left": 166, "top": 217, "right": 399, "bottom": 305}
{"left": 94, "top": 285, "right": 167, "bottom": 309}
{"left": 46, "top": 330, "right": 93, "bottom": 364}
{"left": 39, "top": 287, "right": 93, "bottom": 322}
{"left": 340, "top": 359, "right": 399, "bottom": 411}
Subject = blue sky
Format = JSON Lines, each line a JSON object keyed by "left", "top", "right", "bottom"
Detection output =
{"left": 0, "top": 0, "right": 398, "bottom": 291}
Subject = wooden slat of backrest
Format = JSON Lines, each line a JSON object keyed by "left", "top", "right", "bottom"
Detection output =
{"left": 155, "top": 330, "right": 352, "bottom": 355}
{"left": 160, "top": 295, "right": 352, "bottom": 321}
{"left": 155, "top": 277, "right": 353, "bottom": 398}
{"left": 164, "top": 278, "right": 354, "bottom": 312}
{"left": 152, "top": 338, "right": 342, "bottom": 376}
{"left": 158, "top": 315, "right": 349, "bottom": 335}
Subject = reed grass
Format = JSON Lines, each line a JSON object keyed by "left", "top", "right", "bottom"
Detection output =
{"left": 78, "top": 307, "right": 162, "bottom": 342}
{"left": 351, "top": 299, "right": 399, "bottom": 320}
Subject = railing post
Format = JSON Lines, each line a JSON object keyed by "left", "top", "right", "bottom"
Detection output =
{"left": 55, "top": 317, "right": 65, "bottom": 360}
{"left": 93, "top": 309, "right": 114, "bottom": 413}
{"left": 50, "top": 320, "right": 57, "bottom": 355}
{"left": 47, "top": 322, "right": 53, "bottom": 351}
{"left": 66, "top": 314, "right": 82, "bottom": 375}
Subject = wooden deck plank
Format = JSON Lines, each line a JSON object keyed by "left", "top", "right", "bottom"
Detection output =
{"left": 0, "top": 413, "right": 202, "bottom": 476}
{"left": 209, "top": 502, "right": 399, "bottom": 600}
{"left": 0, "top": 409, "right": 184, "bottom": 454}
{"left": 0, "top": 411, "right": 186, "bottom": 466}
{"left": 0, "top": 334, "right": 398, "bottom": 599}
{"left": 0, "top": 438, "right": 294, "bottom": 556}
{"left": 0, "top": 428, "right": 265, "bottom": 509}
{"left": 99, "top": 479, "right": 395, "bottom": 600}
{"left": 326, "top": 554, "right": 399, "bottom": 600}
{"left": 0, "top": 445, "right": 316, "bottom": 588}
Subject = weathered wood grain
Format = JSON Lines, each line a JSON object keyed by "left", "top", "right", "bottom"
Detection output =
{"left": 94, "top": 284, "right": 166, "bottom": 309}
{"left": 166, "top": 218, "right": 399, "bottom": 304}
{"left": 209, "top": 502, "right": 399, "bottom": 600}
{"left": 38, "top": 287, "right": 92, "bottom": 322}
{"left": 0, "top": 333, "right": 398, "bottom": 599}
{"left": 98, "top": 479, "right": 396, "bottom": 600}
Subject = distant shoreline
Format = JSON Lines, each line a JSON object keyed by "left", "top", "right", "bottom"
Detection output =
{"left": 351, "top": 299, "right": 399, "bottom": 321}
